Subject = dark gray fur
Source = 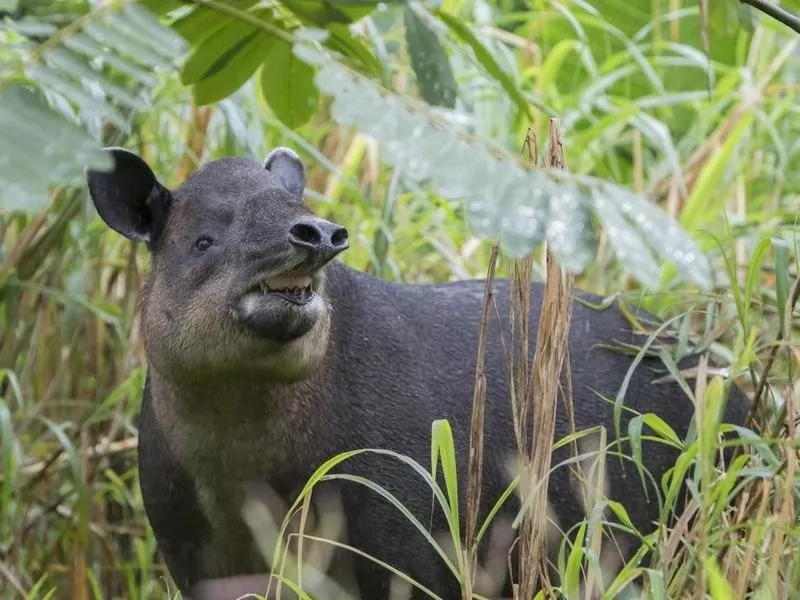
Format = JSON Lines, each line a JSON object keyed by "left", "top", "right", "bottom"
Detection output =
{"left": 86, "top": 147, "right": 751, "bottom": 599}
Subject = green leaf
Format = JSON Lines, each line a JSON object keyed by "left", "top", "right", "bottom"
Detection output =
{"left": 680, "top": 111, "right": 755, "bottom": 230}
{"left": 139, "top": 0, "right": 184, "bottom": 16}
{"left": 645, "top": 569, "right": 668, "bottom": 600}
{"left": 194, "top": 33, "right": 278, "bottom": 105}
{"left": 0, "top": 85, "right": 112, "bottom": 212}
{"left": 181, "top": 11, "right": 271, "bottom": 85}
{"left": 774, "top": 238, "right": 790, "bottom": 336}
{"left": 307, "top": 48, "right": 712, "bottom": 290}
{"left": 41, "top": 47, "right": 147, "bottom": 111}
{"left": 611, "top": 185, "right": 712, "bottom": 289}
{"left": 744, "top": 236, "right": 773, "bottom": 315}
{"left": 325, "top": 22, "right": 382, "bottom": 77}
{"left": 435, "top": 8, "right": 534, "bottom": 120}
{"left": 172, "top": 0, "right": 260, "bottom": 47}
{"left": 589, "top": 186, "right": 662, "bottom": 289}
{"left": 704, "top": 555, "right": 736, "bottom": 599}
{"left": 545, "top": 180, "right": 596, "bottom": 272}
{"left": 430, "top": 419, "right": 462, "bottom": 562}
{"left": 641, "top": 413, "right": 682, "bottom": 447}
{"left": 62, "top": 33, "right": 158, "bottom": 86}
{"left": 83, "top": 20, "right": 174, "bottom": 70}
{"left": 0, "top": 395, "right": 17, "bottom": 541}
{"left": 260, "top": 39, "right": 319, "bottom": 129}
{"left": 279, "top": 0, "right": 378, "bottom": 25}
{"left": 25, "top": 65, "right": 130, "bottom": 130}
{"left": 403, "top": 4, "right": 457, "bottom": 108}
{"left": 564, "top": 520, "right": 587, "bottom": 597}
{"left": 709, "top": 0, "right": 743, "bottom": 36}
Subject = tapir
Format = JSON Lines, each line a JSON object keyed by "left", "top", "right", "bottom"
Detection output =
{"left": 86, "top": 146, "right": 750, "bottom": 599}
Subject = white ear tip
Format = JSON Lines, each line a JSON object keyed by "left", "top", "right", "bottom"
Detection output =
{"left": 264, "top": 147, "right": 300, "bottom": 168}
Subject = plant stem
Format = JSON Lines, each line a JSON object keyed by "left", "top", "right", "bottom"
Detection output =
{"left": 741, "top": 0, "right": 800, "bottom": 35}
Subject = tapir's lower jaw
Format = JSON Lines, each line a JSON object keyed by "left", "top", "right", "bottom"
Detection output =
{"left": 233, "top": 290, "right": 325, "bottom": 342}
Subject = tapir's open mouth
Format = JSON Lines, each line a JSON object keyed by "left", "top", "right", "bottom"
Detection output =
{"left": 235, "top": 268, "right": 326, "bottom": 341}
{"left": 247, "top": 273, "right": 316, "bottom": 306}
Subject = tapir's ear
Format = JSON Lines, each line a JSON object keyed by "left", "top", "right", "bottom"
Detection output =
{"left": 264, "top": 147, "right": 305, "bottom": 199}
{"left": 86, "top": 147, "right": 172, "bottom": 244}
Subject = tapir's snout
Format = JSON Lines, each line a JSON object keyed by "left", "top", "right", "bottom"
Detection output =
{"left": 288, "top": 216, "right": 349, "bottom": 265}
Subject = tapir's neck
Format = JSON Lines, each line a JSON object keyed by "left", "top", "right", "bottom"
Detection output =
{"left": 148, "top": 365, "right": 319, "bottom": 426}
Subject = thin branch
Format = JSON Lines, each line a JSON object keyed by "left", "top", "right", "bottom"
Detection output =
{"left": 741, "top": 0, "right": 800, "bottom": 35}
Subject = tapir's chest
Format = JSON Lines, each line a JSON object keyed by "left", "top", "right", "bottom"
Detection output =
{"left": 149, "top": 396, "right": 309, "bottom": 578}
{"left": 158, "top": 397, "right": 299, "bottom": 500}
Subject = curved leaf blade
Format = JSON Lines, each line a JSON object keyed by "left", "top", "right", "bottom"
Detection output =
{"left": 260, "top": 40, "right": 319, "bottom": 129}
{"left": 403, "top": 4, "right": 457, "bottom": 108}
{"left": 194, "top": 33, "right": 277, "bottom": 106}
{"left": 435, "top": 9, "right": 534, "bottom": 120}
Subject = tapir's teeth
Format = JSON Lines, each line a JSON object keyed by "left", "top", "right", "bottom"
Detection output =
{"left": 265, "top": 275, "right": 313, "bottom": 291}
{"left": 253, "top": 276, "right": 314, "bottom": 297}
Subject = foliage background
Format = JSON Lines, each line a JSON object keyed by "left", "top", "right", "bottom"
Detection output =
{"left": 1, "top": 0, "right": 799, "bottom": 598}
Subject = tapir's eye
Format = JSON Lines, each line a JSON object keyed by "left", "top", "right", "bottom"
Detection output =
{"left": 195, "top": 236, "right": 213, "bottom": 252}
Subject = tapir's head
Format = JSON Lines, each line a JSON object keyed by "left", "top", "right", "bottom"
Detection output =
{"left": 86, "top": 147, "right": 348, "bottom": 382}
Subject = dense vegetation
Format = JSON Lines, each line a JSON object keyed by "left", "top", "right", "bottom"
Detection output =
{"left": 1, "top": 0, "right": 799, "bottom": 598}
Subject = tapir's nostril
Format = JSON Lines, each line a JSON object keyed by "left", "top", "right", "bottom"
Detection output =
{"left": 330, "top": 226, "right": 348, "bottom": 249}
{"left": 288, "top": 218, "right": 349, "bottom": 258}
{"left": 289, "top": 222, "right": 321, "bottom": 247}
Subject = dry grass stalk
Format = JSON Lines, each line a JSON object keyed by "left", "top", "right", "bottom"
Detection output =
{"left": 463, "top": 242, "right": 500, "bottom": 598}
{"left": 516, "top": 119, "right": 575, "bottom": 599}
{"left": 174, "top": 103, "right": 214, "bottom": 186}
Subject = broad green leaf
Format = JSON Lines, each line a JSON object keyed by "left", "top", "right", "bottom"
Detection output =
{"left": 25, "top": 64, "right": 130, "bottom": 130}
{"left": 609, "top": 185, "right": 712, "bottom": 289}
{"left": 63, "top": 33, "right": 158, "bottom": 86}
{"left": 403, "top": 4, "right": 457, "bottom": 108}
{"left": 41, "top": 48, "right": 147, "bottom": 111}
{"left": 139, "top": 0, "right": 184, "bottom": 16}
{"left": 109, "top": 5, "right": 186, "bottom": 58}
{"left": 589, "top": 186, "right": 661, "bottom": 289}
{"left": 545, "top": 180, "right": 596, "bottom": 272}
{"left": 736, "top": 2, "right": 756, "bottom": 33}
{"left": 82, "top": 21, "right": 174, "bottom": 69}
{"left": 172, "top": 0, "right": 260, "bottom": 47}
{"left": 279, "top": 0, "right": 378, "bottom": 25}
{"left": 710, "top": 0, "right": 744, "bottom": 36}
{"left": 181, "top": 11, "right": 272, "bottom": 85}
{"left": 260, "top": 40, "right": 319, "bottom": 128}
{"left": 435, "top": 8, "right": 534, "bottom": 120}
{"left": 307, "top": 47, "right": 713, "bottom": 290}
{"left": 194, "top": 33, "right": 277, "bottom": 106}
{"left": 0, "top": 85, "right": 111, "bottom": 212}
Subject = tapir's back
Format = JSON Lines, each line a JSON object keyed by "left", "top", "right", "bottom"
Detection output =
{"left": 318, "top": 262, "right": 750, "bottom": 597}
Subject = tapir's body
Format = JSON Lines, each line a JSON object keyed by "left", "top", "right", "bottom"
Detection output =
{"left": 86, "top": 147, "right": 750, "bottom": 599}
